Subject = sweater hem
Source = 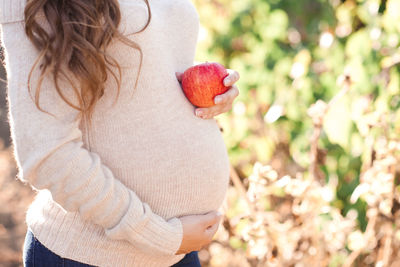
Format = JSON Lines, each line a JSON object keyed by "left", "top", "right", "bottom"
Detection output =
{"left": 26, "top": 192, "right": 186, "bottom": 267}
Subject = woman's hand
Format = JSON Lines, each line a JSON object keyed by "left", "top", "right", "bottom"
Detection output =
{"left": 176, "top": 69, "right": 240, "bottom": 119}
{"left": 175, "top": 210, "right": 223, "bottom": 255}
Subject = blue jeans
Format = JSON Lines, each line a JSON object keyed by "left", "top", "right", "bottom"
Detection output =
{"left": 23, "top": 230, "right": 201, "bottom": 267}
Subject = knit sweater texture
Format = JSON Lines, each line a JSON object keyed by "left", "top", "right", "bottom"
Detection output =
{"left": 0, "top": 0, "right": 230, "bottom": 266}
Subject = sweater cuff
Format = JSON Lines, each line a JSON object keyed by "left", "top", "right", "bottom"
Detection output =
{"left": 105, "top": 191, "right": 183, "bottom": 256}
{"left": 0, "top": 0, "right": 26, "bottom": 24}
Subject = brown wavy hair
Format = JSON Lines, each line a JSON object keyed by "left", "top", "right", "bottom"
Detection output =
{"left": 24, "top": 0, "right": 151, "bottom": 125}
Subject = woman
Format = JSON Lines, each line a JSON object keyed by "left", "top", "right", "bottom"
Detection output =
{"left": 0, "top": 0, "right": 240, "bottom": 266}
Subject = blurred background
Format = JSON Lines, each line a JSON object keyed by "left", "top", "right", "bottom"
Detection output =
{"left": 0, "top": 42, "right": 36, "bottom": 265}
{"left": 2, "top": 0, "right": 400, "bottom": 266}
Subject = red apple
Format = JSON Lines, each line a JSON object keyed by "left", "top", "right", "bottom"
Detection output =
{"left": 181, "top": 62, "right": 229, "bottom": 108}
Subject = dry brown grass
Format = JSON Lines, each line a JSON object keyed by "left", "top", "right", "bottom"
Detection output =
{"left": 0, "top": 143, "right": 34, "bottom": 267}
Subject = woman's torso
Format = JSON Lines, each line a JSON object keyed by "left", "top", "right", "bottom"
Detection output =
{"left": 79, "top": 0, "right": 231, "bottom": 219}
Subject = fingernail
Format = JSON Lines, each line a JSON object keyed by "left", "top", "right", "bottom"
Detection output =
{"left": 214, "top": 96, "right": 222, "bottom": 104}
{"left": 216, "top": 211, "right": 222, "bottom": 216}
{"left": 196, "top": 110, "right": 203, "bottom": 117}
{"left": 224, "top": 79, "right": 230, "bottom": 86}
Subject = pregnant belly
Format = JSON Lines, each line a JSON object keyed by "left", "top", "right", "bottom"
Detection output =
{"left": 93, "top": 116, "right": 230, "bottom": 220}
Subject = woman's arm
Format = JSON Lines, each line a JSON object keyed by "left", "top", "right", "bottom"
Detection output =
{"left": 1, "top": 20, "right": 182, "bottom": 257}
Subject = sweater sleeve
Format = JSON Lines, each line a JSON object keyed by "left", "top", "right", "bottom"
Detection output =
{"left": 0, "top": 21, "right": 183, "bottom": 257}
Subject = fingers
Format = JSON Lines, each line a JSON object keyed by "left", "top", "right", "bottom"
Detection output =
{"left": 205, "top": 220, "right": 219, "bottom": 234}
{"left": 194, "top": 85, "right": 239, "bottom": 119}
{"left": 204, "top": 220, "right": 221, "bottom": 244}
{"left": 214, "top": 85, "right": 239, "bottom": 105}
{"left": 202, "top": 211, "right": 222, "bottom": 228}
{"left": 195, "top": 105, "right": 232, "bottom": 119}
{"left": 175, "top": 71, "right": 183, "bottom": 82}
{"left": 202, "top": 213, "right": 222, "bottom": 250}
{"left": 176, "top": 211, "right": 223, "bottom": 254}
{"left": 223, "top": 69, "right": 240, "bottom": 87}
{"left": 195, "top": 98, "right": 232, "bottom": 118}
{"left": 195, "top": 106, "right": 224, "bottom": 120}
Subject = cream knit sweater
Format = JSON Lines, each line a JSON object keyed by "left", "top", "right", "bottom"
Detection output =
{"left": 0, "top": 0, "right": 230, "bottom": 266}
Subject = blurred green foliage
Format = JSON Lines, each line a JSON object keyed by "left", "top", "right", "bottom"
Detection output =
{"left": 193, "top": 0, "right": 400, "bottom": 232}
